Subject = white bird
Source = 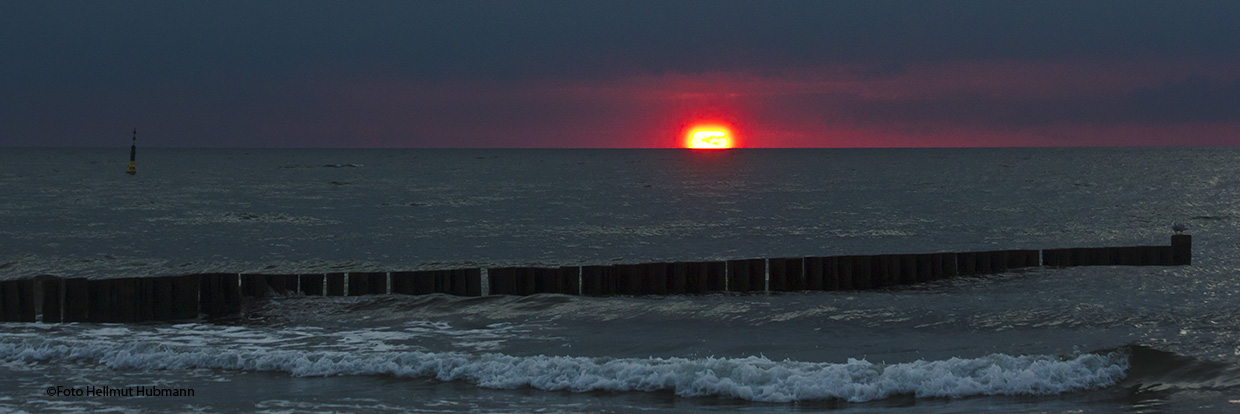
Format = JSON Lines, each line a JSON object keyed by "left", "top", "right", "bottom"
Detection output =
{"left": 1172, "top": 222, "right": 1188, "bottom": 234}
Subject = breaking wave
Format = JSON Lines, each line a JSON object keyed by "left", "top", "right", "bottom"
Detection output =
{"left": 0, "top": 338, "right": 1128, "bottom": 402}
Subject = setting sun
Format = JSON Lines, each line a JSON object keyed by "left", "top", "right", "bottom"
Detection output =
{"left": 686, "top": 127, "right": 732, "bottom": 149}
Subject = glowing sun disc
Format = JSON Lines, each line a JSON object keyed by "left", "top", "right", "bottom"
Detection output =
{"left": 688, "top": 128, "right": 732, "bottom": 149}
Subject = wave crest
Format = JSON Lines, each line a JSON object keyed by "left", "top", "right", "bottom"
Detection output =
{"left": 1, "top": 340, "right": 1127, "bottom": 403}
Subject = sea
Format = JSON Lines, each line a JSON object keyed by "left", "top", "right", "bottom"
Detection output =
{"left": 1, "top": 147, "right": 1238, "bottom": 413}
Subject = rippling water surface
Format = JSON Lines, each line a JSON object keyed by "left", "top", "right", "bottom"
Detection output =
{"left": 2, "top": 148, "right": 1239, "bottom": 413}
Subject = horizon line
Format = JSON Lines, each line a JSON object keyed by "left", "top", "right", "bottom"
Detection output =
{"left": 2, "top": 144, "right": 1233, "bottom": 150}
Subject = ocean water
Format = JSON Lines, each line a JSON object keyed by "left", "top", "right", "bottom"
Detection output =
{"left": 1, "top": 147, "right": 1239, "bottom": 413}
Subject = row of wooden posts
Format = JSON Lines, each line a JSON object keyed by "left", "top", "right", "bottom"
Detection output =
{"left": 0, "top": 235, "right": 1191, "bottom": 323}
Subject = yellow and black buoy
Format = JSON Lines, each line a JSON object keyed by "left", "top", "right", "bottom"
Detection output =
{"left": 126, "top": 129, "right": 137, "bottom": 175}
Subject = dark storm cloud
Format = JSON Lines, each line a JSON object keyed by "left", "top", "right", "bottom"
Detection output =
{"left": 6, "top": 1, "right": 1238, "bottom": 82}
{"left": 811, "top": 76, "right": 1240, "bottom": 129}
{"left": 2, "top": 1, "right": 1239, "bottom": 147}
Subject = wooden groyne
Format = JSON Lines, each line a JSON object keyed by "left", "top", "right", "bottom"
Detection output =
{"left": 0, "top": 236, "right": 1192, "bottom": 323}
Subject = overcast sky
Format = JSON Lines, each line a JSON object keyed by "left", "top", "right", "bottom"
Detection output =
{"left": 3, "top": 1, "right": 1238, "bottom": 148}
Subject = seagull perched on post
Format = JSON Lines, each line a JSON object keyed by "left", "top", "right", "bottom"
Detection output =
{"left": 1172, "top": 222, "right": 1188, "bottom": 234}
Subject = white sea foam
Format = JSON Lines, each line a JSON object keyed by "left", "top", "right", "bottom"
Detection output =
{"left": 0, "top": 340, "right": 1127, "bottom": 402}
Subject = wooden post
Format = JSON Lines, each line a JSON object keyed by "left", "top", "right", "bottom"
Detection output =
{"left": 170, "top": 275, "right": 200, "bottom": 320}
{"left": 266, "top": 274, "right": 291, "bottom": 295}
{"left": 1079, "top": 248, "right": 1095, "bottom": 266}
{"left": 279, "top": 274, "right": 299, "bottom": 294}
{"left": 822, "top": 256, "right": 841, "bottom": 290}
{"left": 1125, "top": 246, "right": 1142, "bottom": 265}
{"left": 325, "top": 273, "right": 346, "bottom": 296}
{"left": 151, "top": 277, "right": 173, "bottom": 321}
{"left": 370, "top": 272, "right": 388, "bottom": 295}
{"left": 531, "top": 268, "right": 555, "bottom": 294}
{"left": 199, "top": 273, "right": 240, "bottom": 318}
{"left": 487, "top": 268, "right": 506, "bottom": 295}
{"left": 581, "top": 265, "right": 606, "bottom": 296}
{"left": 941, "top": 252, "right": 959, "bottom": 277}
{"left": 884, "top": 255, "right": 903, "bottom": 286}
{"left": 507, "top": 268, "right": 525, "bottom": 295}
{"left": 347, "top": 273, "right": 369, "bottom": 296}
{"left": 406, "top": 271, "right": 431, "bottom": 293}
{"left": 508, "top": 268, "right": 526, "bottom": 295}
{"left": 1019, "top": 249, "right": 1035, "bottom": 268}
{"left": 299, "top": 274, "right": 325, "bottom": 296}
{"left": 634, "top": 264, "right": 652, "bottom": 294}
{"left": 605, "top": 266, "right": 620, "bottom": 295}
{"left": 532, "top": 267, "right": 557, "bottom": 295}
{"left": 511, "top": 268, "right": 534, "bottom": 295}
{"left": 86, "top": 279, "right": 111, "bottom": 323}
{"left": 389, "top": 271, "right": 413, "bottom": 295}
{"left": 767, "top": 258, "right": 788, "bottom": 292}
{"left": 257, "top": 274, "right": 279, "bottom": 295}
{"left": 0, "top": 280, "right": 6, "bottom": 322}
{"left": 3, "top": 280, "right": 20, "bottom": 322}
{"left": 804, "top": 257, "right": 824, "bottom": 291}
{"left": 1155, "top": 246, "right": 1174, "bottom": 266}
{"left": 346, "top": 272, "right": 386, "bottom": 295}
{"left": 1071, "top": 248, "right": 1089, "bottom": 267}
{"left": 915, "top": 254, "right": 932, "bottom": 283}
{"left": 114, "top": 278, "right": 137, "bottom": 323}
{"left": 1121, "top": 247, "right": 1136, "bottom": 265}
{"left": 134, "top": 277, "right": 154, "bottom": 322}
{"left": 485, "top": 268, "right": 510, "bottom": 296}
{"left": 683, "top": 262, "right": 708, "bottom": 294}
{"left": 615, "top": 265, "right": 642, "bottom": 295}
{"left": 1091, "top": 248, "right": 1110, "bottom": 266}
{"left": 957, "top": 252, "right": 977, "bottom": 275}
{"left": 63, "top": 278, "right": 90, "bottom": 322}
{"left": 462, "top": 269, "right": 483, "bottom": 296}
{"left": 1136, "top": 246, "right": 1155, "bottom": 266}
{"left": 725, "top": 259, "right": 750, "bottom": 292}
{"left": 1040, "top": 249, "right": 1055, "bottom": 267}
{"left": 900, "top": 255, "right": 918, "bottom": 284}
{"left": 976, "top": 251, "right": 993, "bottom": 274}
{"left": 1003, "top": 250, "right": 1021, "bottom": 269}
{"left": 929, "top": 254, "right": 944, "bottom": 281}
{"left": 1011, "top": 250, "right": 1028, "bottom": 268}
{"left": 835, "top": 256, "right": 854, "bottom": 290}
{"left": 1045, "top": 249, "right": 1065, "bottom": 267}
{"left": 990, "top": 251, "right": 1008, "bottom": 273}
{"left": 872, "top": 255, "right": 894, "bottom": 287}
{"left": 42, "top": 277, "right": 64, "bottom": 323}
{"left": 1061, "top": 248, "right": 1077, "bottom": 266}
{"left": 558, "top": 267, "right": 580, "bottom": 295}
{"left": 433, "top": 270, "right": 453, "bottom": 294}
{"left": 241, "top": 274, "right": 267, "bottom": 298}
{"left": 768, "top": 258, "right": 805, "bottom": 292}
{"left": 852, "top": 256, "right": 872, "bottom": 289}
{"left": 1116, "top": 247, "right": 1136, "bottom": 266}
{"left": 745, "top": 259, "right": 766, "bottom": 292}
{"left": 1102, "top": 248, "right": 1119, "bottom": 266}
{"left": 668, "top": 263, "right": 688, "bottom": 295}
{"left": 705, "top": 262, "right": 727, "bottom": 293}
{"left": 788, "top": 258, "right": 805, "bottom": 291}
{"left": 642, "top": 263, "right": 667, "bottom": 295}
{"left": 222, "top": 274, "right": 241, "bottom": 316}
{"left": 438, "top": 270, "right": 460, "bottom": 296}
{"left": 1, "top": 280, "right": 35, "bottom": 322}
{"left": 16, "top": 279, "right": 35, "bottom": 322}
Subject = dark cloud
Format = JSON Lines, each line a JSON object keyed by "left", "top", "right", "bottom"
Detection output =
{"left": 5, "top": 1, "right": 1238, "bottom": 81}
{"left": 807, "top": 75, "right": 1240, "bottom": 130}
{"left": 2, "top": 1, "right": 1238, "bottom": 147}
